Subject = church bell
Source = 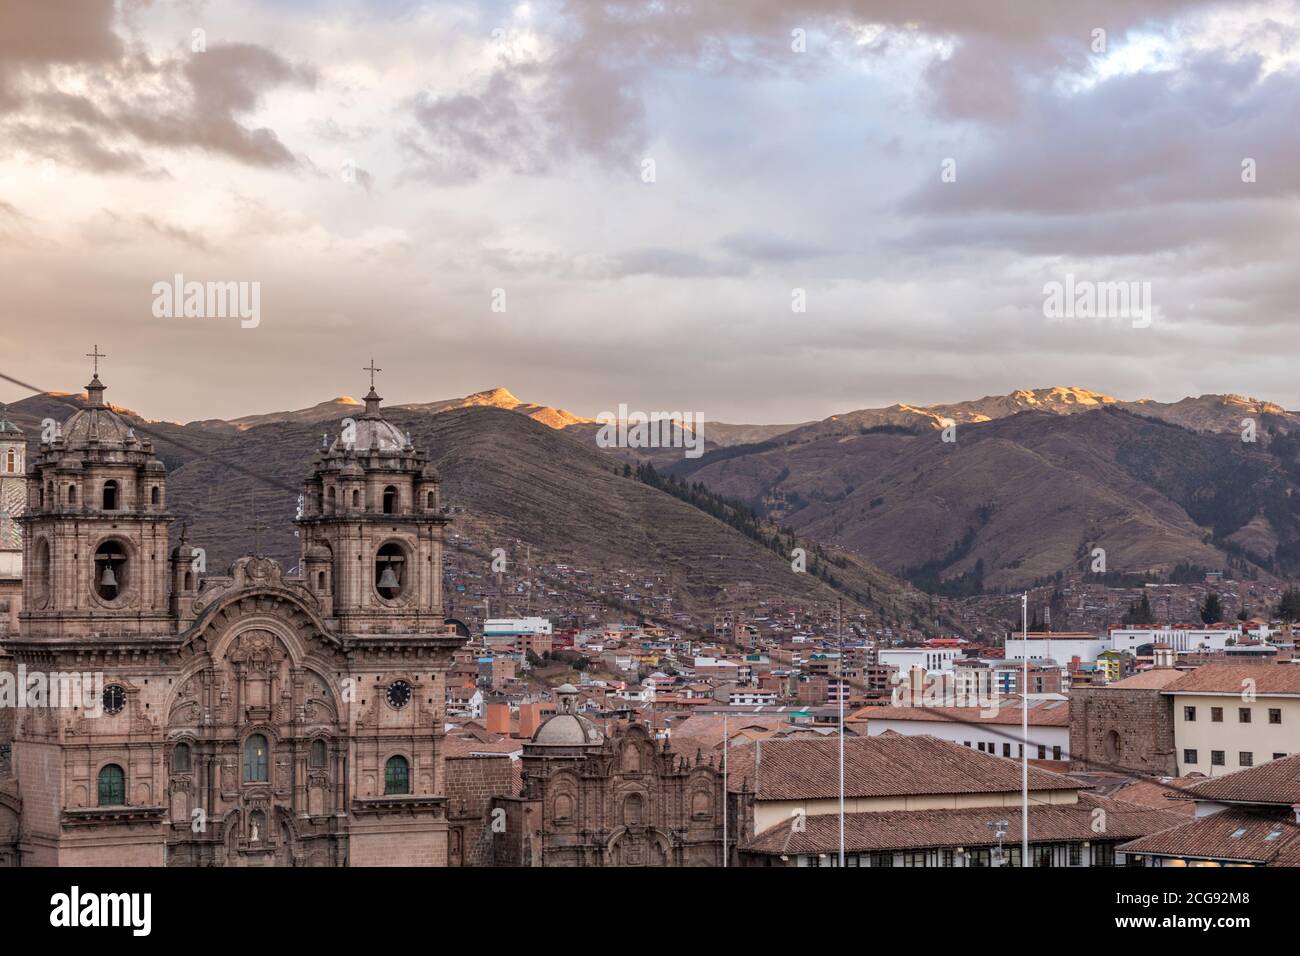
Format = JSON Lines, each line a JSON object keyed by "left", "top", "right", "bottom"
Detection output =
{"left": 100, "top": 564, "right": 118, "bottom": 587}
{"left": 378, "top": 563, "right": 400, "bottom": 590}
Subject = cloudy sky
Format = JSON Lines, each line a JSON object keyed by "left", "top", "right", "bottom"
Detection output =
{"left": 2, "top": 0, "right": 1298, "bottom": 425}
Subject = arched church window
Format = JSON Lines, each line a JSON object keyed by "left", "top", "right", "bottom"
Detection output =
{"left": 150, "top": 485, "right": 160, "bottom": 506}
{"left": 102, "top": 479, "right": 119, "bottom": 510}
{"left": 622, "top": 744, "right": 642, "bottom": 773}
{"left": 310, "top": 739, "right": 327, "bottom": 768}
{"left": 97, "top": 764, "right": 126, "bottom": 806}
{"left": 244, "top": 734, "right": 269, "bottom": 783}
{"left": 553, "top": 793, "right": 574, "bottom": 821}
{"left": 316, "top": 571, "right": 326, "bottom": 591}
{"left": 384, "top": 755, "right": 410, "bottom": 794}
{"left": 623, "top": 792, "right": 645, "bottom": 826}
{"left": 4, "top": 448, "right": 15, "bottom": 473}
{"left": 94, "top": 540, "right": 128, "bottom": 600}
{"left": 326, "top": 486, "right": 336, "bottom": 514}
{"left": 351, "top": 489, "right": 360, "bottom": 509}
{"left": 382, "top": 485, "right": 398, "bottom": 514}
{"left": 172, "top": 743, "right": 191, "bottom": 772}
{"left": 426, "top": 491, "right": 435, "bottom": 510}
{"left": 1104, "top": 730, "right": 1122, "bottom": 762}
{"left": 375, "top": 542, "right": 406, "bottom": 600}
{"left": 67, "top": 483, "right": 77, "bottom": 506}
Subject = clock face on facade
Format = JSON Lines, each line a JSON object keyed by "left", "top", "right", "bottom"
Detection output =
{"left": 386, "top": 680, "right": 411, "bottom": 709}
{"left": 102, "top": 684, "right": 126, "bottom": 715}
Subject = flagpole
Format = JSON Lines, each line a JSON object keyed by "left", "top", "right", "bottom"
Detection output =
{"left": 1021, "top": 591, "right": 1030, "bottom": 867}
{"left": 838, "top": 598, "right": 845, "bottom": 868}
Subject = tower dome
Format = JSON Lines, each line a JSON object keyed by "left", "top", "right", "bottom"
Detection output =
{"left": 60, "top": 374, "right": 135, "bottom": 449}
{"left": 327, "top": 387, "right": 409, "bottom": 454}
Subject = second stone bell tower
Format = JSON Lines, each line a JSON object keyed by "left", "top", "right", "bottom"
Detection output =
{"left": 295, "top": 369, "right": 448, "bottom": 636}
{"left": 20, "top": 357, "right": 174, "bottom": 640}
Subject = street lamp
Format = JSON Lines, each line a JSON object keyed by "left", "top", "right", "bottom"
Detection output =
{"left": 988, "top": 820, "right": 1009, "bottom": 867}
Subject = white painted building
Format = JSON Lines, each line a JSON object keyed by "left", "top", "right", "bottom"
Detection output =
{"left": 1110, "top": 627, "right": 1240, "bottom": 654}
{"left": 878, "top": 647, "right": 957, "bottom": 673}
{"left": 447, "top": 687, "right": 484, "bottom": 719}
{"left": 484, "top": 616, "right": 553, "bottom": 638}
{"left": 864, "top": 697, "right": 1072, "bottom": 763}
{"left": 1004, "top": 636, "right": 1107, "bottom": 664}
{"left": 729, "top": 688, "right": 778, "bottom": 706}
{"left": 613, "top": 684, "right": 654, "bottom": 704}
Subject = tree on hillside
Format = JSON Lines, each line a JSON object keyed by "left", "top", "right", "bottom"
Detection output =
{"left": 1121, "top": 593, "right": 1155, "bottom": 626}
{"left": 1199, "top": 592, "right": 1223, "bottom": 625}
{"left": 1277, "top": 588, "right": 1300, "bottom": 623}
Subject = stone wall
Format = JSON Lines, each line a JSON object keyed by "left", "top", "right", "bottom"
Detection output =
{"left": 1069, "top": 686, "right": 1176, "bottom": 777}
{"left": 445, "top": 755, "right": 514, "bottom": 866}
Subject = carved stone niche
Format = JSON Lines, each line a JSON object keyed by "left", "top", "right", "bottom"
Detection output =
{"left": 224, "top": 628, "right": 288, "bottom": 722}
{"left": 240, "top": 798, "right": 275, "bottom": 848}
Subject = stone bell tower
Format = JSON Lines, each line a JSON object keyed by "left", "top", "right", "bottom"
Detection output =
{"left": 295, "top": 364, "right": 447, "bottom": 636}
{"left": 9, "top": 350, "right": 175, "bottom": 865}
{"left": 20, "top": 352, "right": 174, "bottom": 640}
{"left": 295, "top": 362, "right": 464, "bottom": 866}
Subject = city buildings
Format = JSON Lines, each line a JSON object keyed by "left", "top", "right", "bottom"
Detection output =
{"left": 1166, "top": 664, "right": 1300, "bottom": 776}
{"left": 726, "top": 735, "right": 1181, "bottom": 867}
{"left": 861, "top": 697, "right": 1071, "bottom": 763}
{"left": 1118, "top": 754, "right": 1300, "bottom": 866}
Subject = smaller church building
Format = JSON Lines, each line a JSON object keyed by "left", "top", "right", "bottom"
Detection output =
{"left": 489, "top": 686, "right": 728, "bottom": 867}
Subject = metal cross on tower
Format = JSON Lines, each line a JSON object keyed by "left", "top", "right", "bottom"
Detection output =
{"left": 86, "top": 344, "right": 106, "bottom": 375}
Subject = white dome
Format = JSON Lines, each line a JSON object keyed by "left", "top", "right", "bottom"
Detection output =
{"left": 330, "top": 417, "right": 407, "bottom": 453}
{"left": 531, "top": 683, "right": 603, "bottom": 746}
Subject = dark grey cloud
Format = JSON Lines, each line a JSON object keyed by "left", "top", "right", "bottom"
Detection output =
{"left": 904, "top": 50, "right": 1300, "bottom": 222}
{"left": 401, "top": 68, "right": 550, "bottom": 181}
{"left": 0, "top": 0, "right": 316, "bottom": 172}
{"left": 4, "top": 121, "right": 158, "bottom": 174}
{"left": 0, "top": 0, "right": 121, "bottom": 65}
{"left": 400, "top": 0, "right": 1222, "bottom": 181}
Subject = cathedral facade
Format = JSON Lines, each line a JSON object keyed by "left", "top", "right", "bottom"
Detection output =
{"left": 0, "top": 368, "right": 465, "bottom": 866}
{"left": 490, "top": 687, "right": 728, "bottom": 866}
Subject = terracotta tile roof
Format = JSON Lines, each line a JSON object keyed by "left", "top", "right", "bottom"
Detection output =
{"left": 863, "top": 698, "right": 1069, "bottom": 727}
{"left": 442, "top": 736, "right": 524, "bottom": 758}
{"left": 1109, "top": 778, "right": 1198, "bottom": 817}
{"left": 1105, "top": 669, "right": 1187, "bottom": 689}
{"left": 724, "top": 734, "right": 1081, "bottom": 799}
{"left": 1162, "top": 662, "right": 1300, "bottom": 696}
{"left": 1118, "top": 807, "right": 1300, "bottom": 864}
{"left": 1266, "top": 833, "right": 1300, "bottom": 866}
{"left": 664, "top": 714, "right": 793, "bottom": 757}
{"left": 745, "top": 793, "right": 1183, "bottom": 854}
{"left": 1178, "top": 753, "right": 1300, "bottom": 806}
